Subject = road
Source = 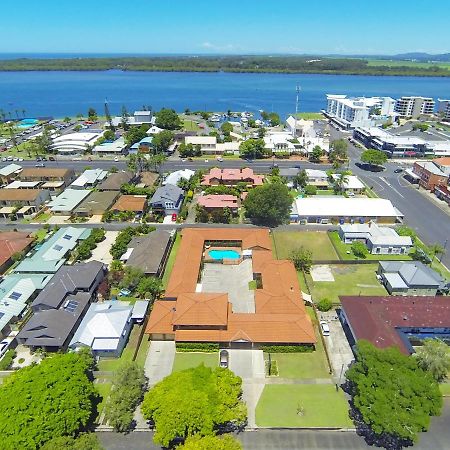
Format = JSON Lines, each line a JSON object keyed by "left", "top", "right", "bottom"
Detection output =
{"left": 97, "top": 398, "right": 450, "bottom": 450}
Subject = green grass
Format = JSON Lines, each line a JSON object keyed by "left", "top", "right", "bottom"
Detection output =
{"left": 328, "top": 231, "right": 413, "bottom": 261}
{"left": 183, "top": 119, "right": 200, "bottom": 132}
{"left": 272, "top": 231, "right": 338, "bottom": 261}
{"left": 97, "top": 325, "right": 143, "bottom": 372}
{"left": 23, "top": 212, "right": 52, "bottom": 224}
{"left": 172, "top": 352, "right": 218, "bottom": 372}
{"left": 32, "top": 228, "right": 48, "bottom": 243}
{"left": 162, "top": 233, "right": 181, "bottom": 288}
{"left": 248, "top": 280, "right": 257, "bottom": 290}
{"left": 439, "top": 383, "right": 450, "bottom": 396}
{"left": 294, "top": 112, "right": 325, "bottom": 120}
{"left": 95, "top": 382, "right": 112, "bottom": 420}
{"left": 135, "top": 335, "right": 151, "bottom": 367}
{"left": 367, "top": 59, "right": 450, "bottom": 70}
{"left": 256, "top": 385, "right": 352, "bottom": 428}
{"left": 306, "top": 264, "right": 387, "bottom": 303}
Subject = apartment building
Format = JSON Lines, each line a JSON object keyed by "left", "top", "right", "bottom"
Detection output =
{"left": 413, "top": 161, "right": 449, "bottom": 190}
{"left": 394, "top": 96, "right": 435, "bottom": 118}
{"left": 438, "top": 99, "right": 450, "bottom": 121}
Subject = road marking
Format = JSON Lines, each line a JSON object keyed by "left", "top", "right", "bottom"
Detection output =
{"left": 380, "top": 177, "right": 404, "bottom": 198}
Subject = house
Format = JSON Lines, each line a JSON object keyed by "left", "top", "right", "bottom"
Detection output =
{"left": 0, "top": 163, "right": 22, "bottom": 184}
{"left": 432, "top": 157, "right": 450, "bottom": 176}
{"left": 285, "top": 116, "right": 314, "bottom": 137}
{"left": 413, "top": 161, "right": 448, "bottom": 190}
{"left": 5, "top": 181, "right": 42, "bottom": 190}
{"left": 69, "top": 301, "right": 133, "bottom": 357}
{"left": 51, "top": 131, "right": 104, "bottom": 154}
{"left": 202, "top": 168, "right": 264, "bottom": 187}
{"left": 129, "top": 137, "right": 154, "bottom": 154}
{"left": 184, "top": 136, "right": 240, "bottom": 155}
{"left": 14, "top": 227, "right": 91, "bottom": 274}
{"left": 340, "top": 295, "right": 450, "bottom": 354}
{"left": 0, "top": 231, "right": 34, "bottom": 273}
{"left": 111, "top": 110, "right": 153, "bottom": 127}
{"left": 121, "top": 230, "right": 173, "bottom": 276}
{"left": 279, "top": 168, "right": 301, "bottom": 180}
{"left": 0, "top": 273, "right": 53, "bottom": 338}
{"left": 305, "top": 169, "right": 328, "bottom": 188}
{"left": 70, "top": 169, "right": 108, "bottom": 189}
{"left": 331, "top": 174, "right": 365, "bottom": 194}
{"left": 111, "top": 195, "right": 147, "bottom": 215}
{"left": 98, "top": 171, "right": 134, "bottom": 191}
{"left": 92, "top": 137, "right": 127, "bottom": 155}
{"left": 147, "top": 125, "right": 164, "bottom": 135}
{"left": 197, "top": 195, "right": 239, "bottom": 212}
{"left": 291, "top": 197, "right": 403, "bottom": 224}
{"left": 146, "top": 228, "right": 316, "bottom": 346}
{"left": 16, "top": 261, "right": 106, "bottom": 351}
{"left": 0, "top": 189, "right": 50, "bottom": 216}
{"left": 435, "top": 184, "right": 450, "bottom": 206}
{"left": 338, "top": 222, "right": 413, "bottom": 255}
{"left": 137, "top": 171, "right": 158, "bottom": 188}
{"left": 131, "top": 300, "right": 150, "bottom": 323}
{"left": 149, "top": 184, "right": 184, "bottom": 215}
{"left": 162, "top": 169, "right": 195, "bottom": 186}
{"left": 264, "top": 132, "right": 296, "bottom": 153}
{"left": 19, "top": 167, "right": 75, "bottom": 187}
{"left": 48, "top": 189, "right": 91, "bottom": 215}
{"left": 73, "top": 191, "right": 119, "bottom": 217}
{"left": 378, "top": 261, "right": 446, "bottom": 296}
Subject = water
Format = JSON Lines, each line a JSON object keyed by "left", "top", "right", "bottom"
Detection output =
{"left": 208, "top": 249, "right": 241, "bottom": 260}
{"left": 0, "top": 70, "right": 449, "bottom": 119}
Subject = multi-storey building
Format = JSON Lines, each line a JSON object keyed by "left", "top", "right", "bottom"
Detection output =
{"left": 394, "top": 96, "right": 435, "bottom": 118}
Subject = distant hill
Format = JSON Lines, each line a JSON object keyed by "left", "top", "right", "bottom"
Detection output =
{"left": 391, "top": 53, "right": 450, "bottom": 62}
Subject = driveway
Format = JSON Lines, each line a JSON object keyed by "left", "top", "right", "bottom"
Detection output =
{"left": 87, "top": 231, "right": 118, "bottom": 266}
{"left": 144, "top": 340, "right": 175, "bottom": 386}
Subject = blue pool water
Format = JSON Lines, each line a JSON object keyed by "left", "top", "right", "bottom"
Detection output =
{"left": 17, "top": 118, "right": 39, "bottom": 128}
{"left": 208, "top": 249, "right": 240, "bottom": 260}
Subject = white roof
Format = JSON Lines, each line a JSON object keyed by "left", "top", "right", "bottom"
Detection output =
{"left": 120, "top": 247, "right": 134, "bottom": 261}
{"left": 0, "top": 164, "right": 22, "bottom": 177}
{"left": 92, "top": 137, "right": 126, "bottom": 154}
{"left": 305, "top": 169, "right": 328, "bottom": 179}
{"left": 5, "top": 180, "right": 41, "bottom": 189}
{"left": 293, "top": 197, "right": 402, "bottom": 218}
{"left": 162, "top": 169, "right": 195, "bottom": 186}
{"left": 331, "top": 174, "right": 365, "bottom": 190}
{"left": 147, "top": 125, "right": 164, "bottom": 135}
{"left": 131, "top": 300, "right": 149, "bottom": 320}
{"left": 70, "top": 169, "right": 108, "bottom": 187}
{"left": 185, "top": 136, "right": 216, "bottom": 145}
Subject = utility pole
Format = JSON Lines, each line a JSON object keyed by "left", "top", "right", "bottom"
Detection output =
{"left": 294, "top": 85, "right": 301, "bottom": 138}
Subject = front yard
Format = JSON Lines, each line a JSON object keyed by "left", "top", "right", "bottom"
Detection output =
{"left": 171, "top": 352, "right": 218, "bottom": 372}
{"left": 162, "top": 233, "right": 181, "bottom": 288}
{"left": 272, "top": 231, "right": 338, "bottom": 261}
{"left": 305, "top": 264, "right": 387, "bottom": 303}
{"left": 255, "top": 385, "right": 352, "bottom": 428}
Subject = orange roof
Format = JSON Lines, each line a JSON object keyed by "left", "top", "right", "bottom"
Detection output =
{"left": 197, "top": 195, "right": 238, "bottom": 209}
{"left": 0, "top": 231, "right": 33, "bottom": 268}
{"left": 112, "top": 195, "right": 147, "bottom": 212}
{"left": 202, "top": 168, "right": 264, "bottom": 186}
{"left": 434, "top": 157, "right": 450, "bottom": 167}
{"left": 147, "top": 228, "right": 315, "bottom": 345}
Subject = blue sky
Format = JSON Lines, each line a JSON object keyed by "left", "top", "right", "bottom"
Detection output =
{"left": 1, "top": 0, "right": 448, "bottom": 55}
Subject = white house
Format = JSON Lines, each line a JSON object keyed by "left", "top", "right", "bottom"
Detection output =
{"left": 305, "top": 169, "right": 329, "bottom": 187}
{"left": 264, "top": 132, "right": 296, "bottom": 153}
{"left": 184, "top": 136, "right": 239, "bottom": 155}
{"left": 51, "top": 131, "right": 104, "bottom": 154}
{"left": 331, "top": 174, "right": 365, "bottom": 193}
{"left": 92, "top": 137, "right": 127, "bottom": 155}
{"left": 162, "top": 169, "right": 195, "bottom": 186}
{"left": 285, "top": 116, "right": 314, "bottom": 137}
{"left": 111, "top": 111, "right": 154, "bottom": 127}
{"left": 70, "top": 169, "right": 108, "bottom": 189}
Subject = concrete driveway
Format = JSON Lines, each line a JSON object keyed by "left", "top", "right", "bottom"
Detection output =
{"left": 87, "top": 230, "right": 118, "bottom": 266}
{"left": 144, "top": 340, "right": 175, "bottom": 386}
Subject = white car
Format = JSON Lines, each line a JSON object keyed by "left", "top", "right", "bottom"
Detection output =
{"left": 320, "top": 320, "right": 330, "bottom": 336}
{"left": 114, "top": 156, "right": 119, "bottom": 162}
{"left": 204, "top": 159, "right": 209, "bottom": 163}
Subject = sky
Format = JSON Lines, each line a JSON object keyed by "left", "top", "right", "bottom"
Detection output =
{"left": 1, "top": 0, "right": 449, "bottom": 55}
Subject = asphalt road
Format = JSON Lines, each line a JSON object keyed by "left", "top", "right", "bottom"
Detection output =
{"left": 97, "top": 399, "right": 450, "bottom": 450}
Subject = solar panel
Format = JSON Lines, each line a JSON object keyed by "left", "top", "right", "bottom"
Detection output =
{"left": 53, "top": 244, "right": 63, "bottom": 251}
{"left": 9, "top": 291, "right": 22, "bottom": 301}
{"left": 62, "top": 234, "right": 72, "bottom": 240}
{"left": 64, "top": 299, "right": 79, "bottom": 313}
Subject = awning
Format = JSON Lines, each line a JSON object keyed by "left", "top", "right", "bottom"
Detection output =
{"left": 404, "top": 168, "right": 420, "bottom": 180}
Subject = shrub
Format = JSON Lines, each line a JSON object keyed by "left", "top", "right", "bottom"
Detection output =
{"left": 351, "top": 241, "right": 368, "bottom": 258}
{"left": 260, "top": 344, "right": 314, "bottom": 353}
{"left": 176, "top": 342, "right": 219, "bottom": 353}
{"left": 317, "top": 298, "right": 333, "bottom": 312}
{"left": 304, "top": 185, "right": 317, "bottom": 195}
{"left": 0, "top": 350, "right": 16, "bottom": 370}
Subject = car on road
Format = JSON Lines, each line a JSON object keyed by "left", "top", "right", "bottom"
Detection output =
{"left": 320, "top": 320, "right": 330, "bottom": 336}
{"left": 114, "top": 156, "right": 119, "bottom": 162}
{"left": 48, "top": 156, "right": 56, "bottom": 161}
{"left": 394, "top": 168, "right": 403, "bottom": 173}
{"left": 35, "top": 163, "right": 45, "bottom": 167}
{"left": 219, "top": 350, "right": 229, "bottom": 368}
{"left": 181, "top": 158, "right": 186, "bottom": 162}
{"left": 204, "top": 159, "right": 209, "bottom": 163}
{"left": 216, "top": 157, "right": 223, "bottom": 162}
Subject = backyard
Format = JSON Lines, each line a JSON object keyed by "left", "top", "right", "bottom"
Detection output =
{"left": 171, "top": 352, "right": 218, "bottom": 372}
{"left": 255, "top": 384, "right": 352, "bottom": 428}
{"left": 162, "top": 233, "right": 181, "bottom": 288}
{"left": 272, "top": 231, "right": 338, "bottom": 261}
{"left": 95, "top": 382, "right": 112, "bottom": 424}
{"left": 305, "top": 264, "right": 387, "bottom": 303}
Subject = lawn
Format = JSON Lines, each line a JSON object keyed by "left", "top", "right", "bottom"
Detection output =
{"left": 306, "top": 264, "right": 387, "bottom": 303}
{"left": 328, "top": 231, "right": 413, "bottom": 261}
{"left": 440, "top": 383, "right": 450, "bottom": 396}
{"left": 162, "top": 233, "right": 181, "bottom": 288}
{"left": 256, "top": 385, "right": 352, "bottom": 428}
{"left": 97, "top": 324, "right": 145, "bottom": 372}
{"left": 95, "top": 382, "right": 112, "bottom": 421}
{"left": 366, "top": 59, "right": 450, "bottom": 71}
{"left": 172, "top": 352, "right": 218, "bottom": 372}
{"left": 294, "top": 112, "right": 325, "bottom": 120}
{"left": 31, "top": 228, "right": 48, "bottom": 243}
{"left": 22, "top": 212, "right": 52, "bottom": 224}
{"left": 272, "top": 231, "right": 338, "bottom": 261}
{"left": 183, "top": 119, "right": 200, "bottom": 132}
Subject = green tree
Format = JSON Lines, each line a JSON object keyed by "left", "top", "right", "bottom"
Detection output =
{"left": 293, "top": 169, "right": 308, "bottom": 189}
{"left": 41, "top": 433, "right": 103, "bottom": 450}
{"left": 309, "top": 145, "right": 323, "bottom": 162}
{"left": 152, "top": 129, "right": 174, "bottom": 153}
{"left": 412, "top": 123, "right": 429, "bottom": 132}
{"left": 141, "top": 365, "right": 246, "bottom": 447}
{"left": 87, "top": 107, "right": 98, "bottom": 121}
{"left": 124, "top": 124, "right": 149, "bottom": 146}
{"left": 136, "top": 276, "right": 164, "bottom": 300}
{"left": 429, "top": 243, "right": 445, "bottom": 262}
{"left": 120, "top": 266, "right": 145, "bottom": 291}
{"left": 104, "top": 362, "right": 147, "bottom": 432}
{"left": 304, "top": 185, "right": 317, "bottom": 195}
{"left": 63, "top": 116, "right": 71, "bottom": 123}
{"left": 329, "top": 139, "right": 348, "bottom": 163}
{"left": 415, "top": 339, "right": 450, "bottom": 383}
{"left": 239, "top": 139, "right": 267, "bottom": 159}
{"left": 220, "top": 121, "right": 233, "bottom": 134}
{"left": 149, "top": 152, "right": 167, "bottom": 174}
{"left": 155, "top": 108, "right": 182, "bottom": 130}
{"left": 289, "top": 246, "right": 313, "bottom": 273}
{"left": 360, "top": 149, "right": 388, "bottom": 167}
{"left": 351, "top": 241, "right": 368, "bottom": 258}
{"left": 0, "top": 352, "right": 98, "bottom": 449}
{"left": 317, "top": 298, "right": 333, "bottom": 312}
{"left": 244, "top": 183, "right": 292, "bottom": 226}
{"left": 179, "top": 434, "right": 243, "bottom": 450}
{"left": 345, "top": 341, "right": 442, "bottom": 445}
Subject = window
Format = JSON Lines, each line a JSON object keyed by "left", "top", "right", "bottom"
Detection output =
{"left": 62, "top": 234, "right": 72, "bottom": 240}
{"left": 53, "top": 244, "right": 63, "bottom": 251}
{"left": 9, "top": 291, "right": 22, "bottom": 301}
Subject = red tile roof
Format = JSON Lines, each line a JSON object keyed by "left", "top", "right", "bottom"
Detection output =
{"left": 197, "top": 195, "right": 238, "bottom": 209}
{"left": 341, "top": 295, "right": 450, "bottom": 354}
{"left": 202, "top": 168, "right": 264, "bottom": 186}
{"left": 0, "top": 232, "right": 33, "bottom": 269}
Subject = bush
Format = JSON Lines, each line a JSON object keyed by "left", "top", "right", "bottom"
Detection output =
{"left": 351, "top": 241, "right": 368, "bottom": 258}
{"left": 176, "top": 342, "right": 219, "bottom": 353}
{"left": 317, "top": 298, "right": 333, "bottom": 312}
{"left": 260, "top": 344, "right": 314, "bottom": 353}
{"left": 304, "top": 185, "right": 317, "bottom": 195}
{"left": 0, "top": 350, "right": 16, "bottom": 370}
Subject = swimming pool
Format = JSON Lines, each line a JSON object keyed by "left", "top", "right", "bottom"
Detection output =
{"left": 17, "top": 118, "right": 39, "bottom": 129}
{"left": 208, "top": 249, "right": 240, "bottom": 260}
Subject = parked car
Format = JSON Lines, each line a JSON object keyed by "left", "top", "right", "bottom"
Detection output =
{"left": 35, "top": 163, "right": 45, "bottom": 167}
{"left": 320, "top": 320, "right": 330, "bottom": 336}
{"left": 394, "top": 168, "right": 403, "bottom": 173}
{"left": 48, "top": 156, "right": 56, "bottom": 161}
{"left": 219, "top": 350, "right": 229, "bottom": 368}
{"left": 114, "top": 156, "right": 119, "bottom": 162}
{"left": 171, "top": 213, "right": 177, "bottom": 222}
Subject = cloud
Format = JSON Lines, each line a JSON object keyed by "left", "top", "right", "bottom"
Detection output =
{"left": 200, "top": 42, "right": 241, "bottom": 52}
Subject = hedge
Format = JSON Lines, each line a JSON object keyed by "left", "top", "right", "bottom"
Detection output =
{"left": 261, "top": 344, "right": 314, "bottom": 353}
{"left": 0, "top": 350, "right": 16, "bottom": 370}
{"left": 176, "top": 343, "right": 219, "bottom": 353}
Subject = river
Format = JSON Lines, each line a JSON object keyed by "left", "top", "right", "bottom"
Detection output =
{"left": 1, "top": 70, "right": 449, "bottom": 118}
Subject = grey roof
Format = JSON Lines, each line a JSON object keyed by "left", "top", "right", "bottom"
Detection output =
{"left": 126, "top": 230, "right": 172, "bottom": 275}
{"left": 131, "top": 300, "right": 149, "bottom": 320}
{"left": 73, "top": 191, "right": 118, "bottom": 215}
{"left": 31, "top": 261, "right": 105, "bottom": 310}
{"left": 17, "top": 292, "right": 91, "bottom": 348}
{"left": 380, "top": 261, "right": 443, "bottom": 288}
{"left": 279, "top": 168, "right": 300, "bottom": 178}
{"left": 98, "top": 171, "right": 133, "bottom": 191}
{"left": 150, "top": 184, "right": 183, "bottom": 205}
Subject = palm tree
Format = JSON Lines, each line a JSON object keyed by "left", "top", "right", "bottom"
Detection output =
{"left": 333, "top": 173, "right": 349, "bottom": 195}
{"left": 429, "top": 243, "right": 445, "bottom": 263}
